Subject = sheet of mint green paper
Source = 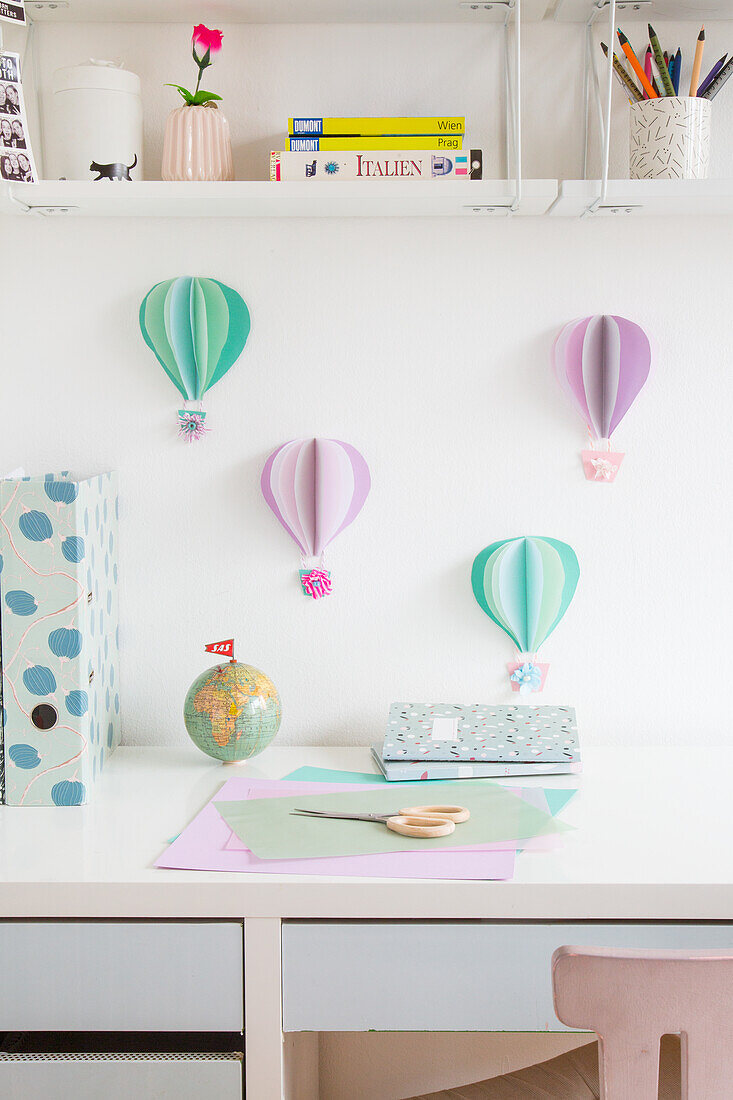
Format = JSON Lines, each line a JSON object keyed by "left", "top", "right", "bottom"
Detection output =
{"left": 215, "top": 781, "right": 570, "bottom": 861}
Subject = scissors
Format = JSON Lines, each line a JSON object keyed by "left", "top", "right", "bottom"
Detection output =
{"left": 290, "top": 804, "right": 470, "bottom": 838}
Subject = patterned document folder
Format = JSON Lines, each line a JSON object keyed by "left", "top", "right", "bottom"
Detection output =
{"left": 382, "top": 703, "right": 579, "bottom": 763}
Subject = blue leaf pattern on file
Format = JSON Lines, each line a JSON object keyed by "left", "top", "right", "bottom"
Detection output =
{"left": 44, "top": 480, "right": 79, "bottom": 505}
{"left": 18, "top": 510, "right": 53, "bottom": 542}
{"left": 48, "top": 627, "right": 82, "bottom": 659}
{"left": 61, "top": 536, "right": 85, "bottom": 563}
{"left": 51, "top": 780, "right": 86, "bottom": 806}
{"left": 23, "top": 665, "right": 57, "bottom": 696}
{"left": 5, "top": 590, "right": 38, "bottom": 616}
{"left": 8, "top": 744, "right": 41, "bottom": 769}
{"left": 65, "top": 690, "right": 89, "bottom": 716}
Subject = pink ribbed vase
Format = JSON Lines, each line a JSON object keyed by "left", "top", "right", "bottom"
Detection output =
{"left": 161, "top": 104, "right": 234, "bottom": 182}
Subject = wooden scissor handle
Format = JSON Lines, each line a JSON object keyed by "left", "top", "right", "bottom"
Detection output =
{"left": 386, "top": 815, "right": 456, "bottom": 838}
{"left": 399, "top": 804, "right": 471, "bottom": 824}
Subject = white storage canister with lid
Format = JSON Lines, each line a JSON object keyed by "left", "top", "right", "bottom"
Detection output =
{"left": 46, "top": 60, "right": 143, "bottom": 181}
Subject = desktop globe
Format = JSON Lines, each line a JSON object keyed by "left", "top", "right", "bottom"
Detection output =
{"left": 184, "top": 642, "right": 281, "bottom": 763}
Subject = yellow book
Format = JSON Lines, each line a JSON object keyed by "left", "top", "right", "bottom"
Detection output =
{"left": 288, "top": 134, "right": 463, "bottom": 152}
{"left": 288, "top": 116, "right": 465, "bottom": 136}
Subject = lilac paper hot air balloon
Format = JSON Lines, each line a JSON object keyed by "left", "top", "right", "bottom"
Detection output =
{"left": 261, "top": 438, "right": 371, "bottom": 598}
{"left": 553, "top": 314, "right": 651, "bottom": 482}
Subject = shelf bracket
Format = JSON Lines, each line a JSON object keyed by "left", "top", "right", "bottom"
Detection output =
{"left": 501, "top": 0, "right": 522, "bottom": 211}
{"left": 583, "top": 0, "right": 616, "bottom": 216}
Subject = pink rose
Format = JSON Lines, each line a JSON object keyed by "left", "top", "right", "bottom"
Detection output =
{"left": 192, "top": 24, "right": 223, "bottom": 54}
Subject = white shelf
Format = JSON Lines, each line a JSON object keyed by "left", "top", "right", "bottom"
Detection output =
{"left": 5, "top": 179, "right": 733, "bottom": 217}
{"left": 23, "top": 0, "right": 551, "bottom": 23}
{"left": 549, "top": 177, "right": 733, "bottom": 215}
{"left": 0, "top": 179, "right": 559, "bottom": 217}
{"left": 554, "top": 0, "right": 733, "bottom": 21}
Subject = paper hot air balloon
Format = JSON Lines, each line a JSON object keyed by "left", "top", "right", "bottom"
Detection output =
{"left": 553, "top": 314, "right": 651, "bottom": 482}
{"left": 471, "top": 536, "right": 579, "bottom": 694}
{"left": 261, "top": 438, "right": 371, "bottom": 598}
{"left": 139, "top": 276, "right": 251, "bottom": 441}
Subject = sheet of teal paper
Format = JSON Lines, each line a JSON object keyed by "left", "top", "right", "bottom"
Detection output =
{"left": 215, "top": 781, "right": 570, "bottom": 861}
{"left": 284, "top": 766, "right": 444, "bottom": 786}
{"left": 283, "top": 766, "right": 578, "bottom": 817}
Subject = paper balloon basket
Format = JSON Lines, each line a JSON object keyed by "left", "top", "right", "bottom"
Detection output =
{"left": 507, "top": 659, "right": 550, "bottom": 695}
{"left": 581, "top": 448, "right": 625, "bottom": 483}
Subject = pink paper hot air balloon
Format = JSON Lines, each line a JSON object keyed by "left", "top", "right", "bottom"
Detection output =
{"left": 553, "top": 314, "right": 651, "bottom": 482}
{"left": 261, "top": 438, "right": 371, "bottom": 599}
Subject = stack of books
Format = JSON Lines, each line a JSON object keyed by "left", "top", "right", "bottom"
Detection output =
{"left": 270, "top": 115, "right": 482, "bottom": 181}
{"left": 371, "top": 703, "right": 581, "bottom": 782}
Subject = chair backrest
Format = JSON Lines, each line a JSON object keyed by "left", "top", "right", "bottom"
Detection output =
{"left": 552, "top": 946, "right": 733, "bottom": 1100}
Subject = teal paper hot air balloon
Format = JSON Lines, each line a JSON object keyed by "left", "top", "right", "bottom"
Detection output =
{"left": 471, "top": 536, "right": 579, "bottom": 694}
{"left": 139, "top": 276, "right": 251, "bottom": 441}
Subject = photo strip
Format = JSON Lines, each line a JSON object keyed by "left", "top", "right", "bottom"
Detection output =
{"left": 0, "top": 51, "right": 37, "bottom": 182}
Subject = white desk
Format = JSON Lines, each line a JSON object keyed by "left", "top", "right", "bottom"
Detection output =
{"left": 1, "top": 744, "right": 732, "bottom": 1099}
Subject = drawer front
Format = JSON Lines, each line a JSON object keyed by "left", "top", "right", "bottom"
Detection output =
{"left": 283, "top": 921, "right": 733, "bottom": 1032}
{"left": 0, "top": 1054, "right": 242, "bottom": 1099}
{"left": 0, "top": 922, "right": 243, "bottom": 1031}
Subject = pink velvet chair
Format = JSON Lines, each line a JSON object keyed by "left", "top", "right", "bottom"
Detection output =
{"left": 552, "top": 945, "right": 733, "bottom": 1099}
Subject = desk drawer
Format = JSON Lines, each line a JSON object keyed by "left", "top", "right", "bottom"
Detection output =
{"left": 0, "top": 1053, "right": 242, "bottom": 1098}
{"left": 282, "top": 921, "right": 733, "bottom": 1032}
{"left": 0, "top": 923, "right": 243, "bottom": 1031}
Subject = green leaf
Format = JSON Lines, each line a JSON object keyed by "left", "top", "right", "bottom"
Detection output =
{"left": 164, "top": 82, "right": 195, "bottom": 105}
{"left": 192, "top": 42, "right": 212, "bottom": 71}
{"left": 190, "top": 90, "right": 223, "bottom": 105}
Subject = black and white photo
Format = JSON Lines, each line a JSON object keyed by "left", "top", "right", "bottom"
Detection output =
{"left": 0, "top": 116, "right": 25, "bottom": 148}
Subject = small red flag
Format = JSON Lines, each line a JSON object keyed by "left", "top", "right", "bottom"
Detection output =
{"left": 205, "top": 638, "right": 235, "bottom": 661}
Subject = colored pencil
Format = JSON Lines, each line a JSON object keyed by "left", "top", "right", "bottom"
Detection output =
{"left": 702, "top": 54, "right": 733, "bottom": 100}
{"left": 648, "top": 24, "right": 676, "bottom": 96}
{"left": 644, "top": 47, "right": 661, "bottom": 96}
{"left": 601, "top": 41, "right": 643, "bottom": 102}
{"left": 698, "top": 53, "right": 727, "bottom": 97}
{"left": 689, "top": 26, "right": 705, "bottom": 96}
{"left": 617, "top": 29, "right": 659, "bottom": 98}
{"left": 673, "top": 48, "right": 681, "bottom": 94}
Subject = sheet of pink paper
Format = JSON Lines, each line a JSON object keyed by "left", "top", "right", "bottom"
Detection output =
{"left": 155, "top": 777, "right": 517, "bottom": 880}
{"left": 222, "top": 780, "right": 560, "bottom": 854}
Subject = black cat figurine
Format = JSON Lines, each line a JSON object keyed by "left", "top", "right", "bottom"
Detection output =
{"left": 90, "top": 153, "right": 138, "bottom": 181}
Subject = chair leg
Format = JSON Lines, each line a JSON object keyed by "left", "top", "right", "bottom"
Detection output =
{"left": 683, "top": 1030, "right": 733, "bottom": 1100}
{"left": 598, "top": 1034, "right": 661, "bottom": 1100}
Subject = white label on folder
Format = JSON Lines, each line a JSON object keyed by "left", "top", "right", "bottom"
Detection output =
{"left": 430, "top": 717, "right": 460, "bottom": 741}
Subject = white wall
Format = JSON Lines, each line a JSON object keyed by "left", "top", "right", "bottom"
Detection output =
{"left": 2, "top": 21, "right": 732, "bottom": 753}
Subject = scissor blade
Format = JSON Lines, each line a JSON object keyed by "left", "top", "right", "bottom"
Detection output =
{"left": 290, "top": 809, "right": 384, "bottom": 822}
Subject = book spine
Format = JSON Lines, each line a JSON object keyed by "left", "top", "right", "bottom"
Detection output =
{"left": 288, "top": 135, "right": 463, "bottom": 152}
{"left": 378, "top": 760, "right": 581, "bottom": 781}
{"left": 289, "top": 116, "right": 465, "bottom": 136}
{"left": 270, "top": 150, "right": 481, "bottom": 182}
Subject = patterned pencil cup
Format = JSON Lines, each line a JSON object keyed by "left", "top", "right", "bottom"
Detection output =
{"left": 629, "top": 97, "right": 711, "bottom": 180}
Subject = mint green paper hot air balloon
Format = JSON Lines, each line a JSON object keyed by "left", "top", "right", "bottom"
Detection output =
{"left": 471, "top": 536, "right": 579, "bottom": 695}
{"left": 139, "top": 276, "right": 250, "bottom": 441}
